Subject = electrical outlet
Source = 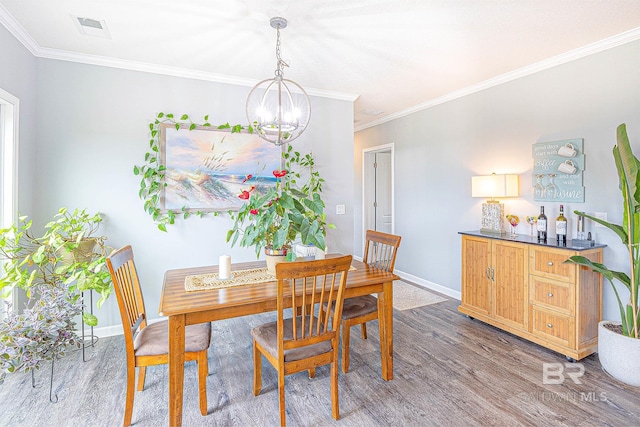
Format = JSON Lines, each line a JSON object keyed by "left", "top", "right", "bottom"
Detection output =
{"left": 336, "top": 204, "right": 346, "bottom": 215}
{"left": 595, "top": 212, "right": 607, "bottom": 228}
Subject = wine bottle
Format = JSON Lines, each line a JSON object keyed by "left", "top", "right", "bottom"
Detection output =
{"left": 537, "top": 206, "right": 547, "bottom": 243}
{"left": 556, "top": 204, "right": 567, "bottom": 246}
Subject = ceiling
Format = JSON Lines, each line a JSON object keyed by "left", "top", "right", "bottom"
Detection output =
{"left": 1, "top": 1, "right": 640, "bottom": 130}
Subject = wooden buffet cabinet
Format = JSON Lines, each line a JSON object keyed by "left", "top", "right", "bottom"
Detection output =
{"left": 458, "top": 231, "right": 605, "bottom": 361}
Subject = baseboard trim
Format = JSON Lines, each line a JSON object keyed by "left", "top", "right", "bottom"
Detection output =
{"left": 352, "top": 255, "right": 461, "bottom": 300}
{"left": 394, "top": 269, "right": 461, "bottom": 300}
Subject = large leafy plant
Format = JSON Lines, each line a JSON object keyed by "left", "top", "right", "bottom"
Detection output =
{"left": 226, "top": 144, "right": 333, "bottom": 258}
{"left": 0, "top": 207, "right": 112, "bottom": 326}
{"left": 566, "top": 123, "right": 639, "bottom": 338}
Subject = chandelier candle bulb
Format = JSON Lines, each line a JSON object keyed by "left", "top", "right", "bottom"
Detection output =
{"left": 219, "top": 255, "right": 231, "bottom": 280}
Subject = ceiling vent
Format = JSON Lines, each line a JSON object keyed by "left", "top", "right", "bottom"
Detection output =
{"left": 71, "top": 15, "right": 111, "bottom": 39}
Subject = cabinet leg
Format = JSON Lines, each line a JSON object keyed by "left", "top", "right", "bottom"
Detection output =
{"left": 565, "top": 356, "right": 577, "bottom": 363}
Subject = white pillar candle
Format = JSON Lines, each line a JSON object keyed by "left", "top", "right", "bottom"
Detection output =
{"left": 219, "top": 255, "right": 231, "bottom": 279}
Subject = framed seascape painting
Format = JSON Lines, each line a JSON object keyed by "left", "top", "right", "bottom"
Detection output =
{"left": 160, "top": 124, "right": 283, "bottom": 212}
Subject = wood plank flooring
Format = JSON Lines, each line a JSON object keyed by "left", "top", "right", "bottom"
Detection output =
{"left": 1, "top": 294, "right": 638, "bottom": 426}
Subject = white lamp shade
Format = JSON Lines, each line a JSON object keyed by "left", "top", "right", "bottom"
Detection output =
{"left": 472, "top": 174, "right": 519, "bottom": 198}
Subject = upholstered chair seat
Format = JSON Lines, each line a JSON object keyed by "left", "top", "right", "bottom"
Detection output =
{"left": 133, "top": 321, "right": 211, "bottom": 357}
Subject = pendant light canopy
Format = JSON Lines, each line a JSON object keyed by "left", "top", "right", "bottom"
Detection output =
{"left": 246, "top": 17, "right": 311, "bottom": 146}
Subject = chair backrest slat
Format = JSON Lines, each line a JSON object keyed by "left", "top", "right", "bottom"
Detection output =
{"left": 363, "top": 230, "right": 401, "bottom": 273}
{"left": 106, "top": 246, "right": 148, "bottom": 347}
{"left": 276, "top": 256, "right": 352, "bottom": 353}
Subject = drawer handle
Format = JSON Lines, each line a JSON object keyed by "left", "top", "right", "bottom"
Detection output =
{"left": 548, "top": 292, "right": 553, "bottom": 298}
{"left": 547, "top": 261, "right": 553, "bottom": 266}
{"left": 547, "top": 323, "right": 553, "bottom": 328}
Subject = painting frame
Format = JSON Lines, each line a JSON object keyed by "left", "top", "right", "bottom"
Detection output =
{"left": 159, "top": 123, "right": 284, "bottom": 213}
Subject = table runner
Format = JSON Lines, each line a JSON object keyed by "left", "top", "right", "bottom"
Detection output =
{"left": 184, "top": 265, "right": 357, "bottom": 292}
{"left": 185, "top": 267, "right": 275, "bottom": 292}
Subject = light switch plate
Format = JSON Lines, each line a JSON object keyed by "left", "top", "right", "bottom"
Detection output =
{"left": 336, "top": 204, "right": 346, "bottom": 215}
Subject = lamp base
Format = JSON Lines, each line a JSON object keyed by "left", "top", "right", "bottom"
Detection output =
{"left": 480, "top": 201, "right": 505, "bottom": 235}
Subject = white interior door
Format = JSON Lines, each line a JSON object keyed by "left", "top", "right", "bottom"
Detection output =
{"left": 375, "top": 151, "right": 392, "bottom": 233}
{"left": 363, "top": 145, "right": 394, "bottom": 243}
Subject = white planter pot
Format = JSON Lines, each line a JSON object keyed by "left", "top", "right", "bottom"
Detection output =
{"left": 598, "top": 320, "right": 640, "bottom": 387}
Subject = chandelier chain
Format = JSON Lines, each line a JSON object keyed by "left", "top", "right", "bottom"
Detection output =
{"left": 274, "top": 26, "right": 288, "bottom": 79}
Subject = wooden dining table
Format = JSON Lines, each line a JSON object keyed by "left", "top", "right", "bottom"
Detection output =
{"left": 159, "top": 255, "right": 399, "bottom": 427}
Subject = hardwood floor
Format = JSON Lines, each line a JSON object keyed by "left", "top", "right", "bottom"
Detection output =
{"left": 1, "top": 295, "right": 638, "bottom": 426}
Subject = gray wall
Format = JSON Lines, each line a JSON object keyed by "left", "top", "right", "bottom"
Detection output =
{"left": 0, "top": 24, "right": 37, "bottom": 309}
{"left": 0, "top": 24, "right": 36, "bottom": 219}
{"left": 355, "top": 39, "right": 640, "bottom": 321}
{"left": 7, "top": 53, "right": 354, "bottom": 332}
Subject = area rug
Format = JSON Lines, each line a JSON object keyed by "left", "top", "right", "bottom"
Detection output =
{"left": 389, "top": 280, "right": 447, "bottom": 310}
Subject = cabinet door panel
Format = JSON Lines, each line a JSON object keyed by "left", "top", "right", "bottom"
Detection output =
{"left": 461, "top": 236, "right": 491, "bottom": 315}
{"left": 493, "top": 240, "right": 527, "bottom": 329}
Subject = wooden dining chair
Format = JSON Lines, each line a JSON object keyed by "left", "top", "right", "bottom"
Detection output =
{"left": 251, "top": 255, "right": 353, "bottom": 427}
{"left": 106, "top": 245, "right": 212, "bottom": 427}
{"left": 340, "top": 230, "right": 401, "bottom": 373}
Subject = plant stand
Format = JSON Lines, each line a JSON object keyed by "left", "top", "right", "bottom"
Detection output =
{"left": 31, "top": 356, "right": 59, "bottom": 403}
{"left": 80, "top": 290, "right": 98, "bottom": 362}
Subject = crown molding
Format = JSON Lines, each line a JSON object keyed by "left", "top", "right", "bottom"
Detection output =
{"left": 36, "top": 47, "right": 358, "bottom": 101}
{"left": 0, "top": 3, "right": 39, "bottom": 54}
{"left": 355, "top": 26, "right": 640, "bottom": 132}
{"left": 0, "top": 6, "right": 357, "bottom": 102}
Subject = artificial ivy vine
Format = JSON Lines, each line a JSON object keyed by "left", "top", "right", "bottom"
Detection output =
{"left": 133, "top": 112, "right": 253, "bottom": 231}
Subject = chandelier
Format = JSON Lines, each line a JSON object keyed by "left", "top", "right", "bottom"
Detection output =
{"left": 246, "top": 17, "right": 311, "bottom": 146}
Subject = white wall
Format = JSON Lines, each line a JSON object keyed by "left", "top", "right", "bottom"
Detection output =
{"left": 31, "top": 59, "right": 354, "bottom": 331}
{"left": 355, "top": 39, "right": 640, "bottom": 321}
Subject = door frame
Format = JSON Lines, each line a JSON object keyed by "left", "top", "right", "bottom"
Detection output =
{"left": 362, "top": 143, "right": 395, "bottom": 250}
{"left": 0, "top": 87, "right": 19, "bottom": 317}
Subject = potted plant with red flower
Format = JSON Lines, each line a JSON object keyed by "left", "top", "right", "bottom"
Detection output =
{"left": 226, "top": 145, "right": 332, "bottom": 272}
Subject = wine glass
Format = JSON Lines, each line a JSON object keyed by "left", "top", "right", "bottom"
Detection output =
{"left": 506, "top": 214, "right": 520, "bottom": 238}
{"left": 544, "top": 174, "right": 558, "bottom": 199}
{"left": 526, "top": 216, "right": 537, "bottom": 237}
{"left": 533, "top": 174, "right": 544, "bottom": 199}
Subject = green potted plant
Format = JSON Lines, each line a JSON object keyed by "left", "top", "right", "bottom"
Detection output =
{"left": 226, "top": 145, "right": 333, "bottom": 272}
{"left": 566, "top": 123, "right": 640, "bottom": 386}
{"left": 0, "top": 207, "right": 112, "bottom": 326}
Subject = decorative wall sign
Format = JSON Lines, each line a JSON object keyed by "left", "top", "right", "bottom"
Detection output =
{"left": 532, "top": 138, "right": 585, "bottom": 203}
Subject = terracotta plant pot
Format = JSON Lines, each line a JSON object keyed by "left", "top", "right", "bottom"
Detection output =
{"left": 265, "top": 246, "right": 288, "bottom": 275}
{"left": 598, "top": 320, "right": 640, "bottom": 387}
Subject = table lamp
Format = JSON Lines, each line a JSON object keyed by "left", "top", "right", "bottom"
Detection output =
{"left": 472, "top": 173, "right": 519, "bottom": 234}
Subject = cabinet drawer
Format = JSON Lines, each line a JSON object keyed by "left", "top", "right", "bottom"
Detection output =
{"left": 530, "top": 277, "right": 572, "bottom": 314}
{"left": 529, "top": 247, "right": 575, "bottom": 282}
{"left": 531, "top": 308, "right": 572, "bottom": 347}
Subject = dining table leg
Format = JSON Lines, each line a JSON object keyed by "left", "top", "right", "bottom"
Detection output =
{"left": 379, "top": 280, "right": 394, "bottom": 380}
{"left": 168, "top": 314, "right": 186, "bottom": 427}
